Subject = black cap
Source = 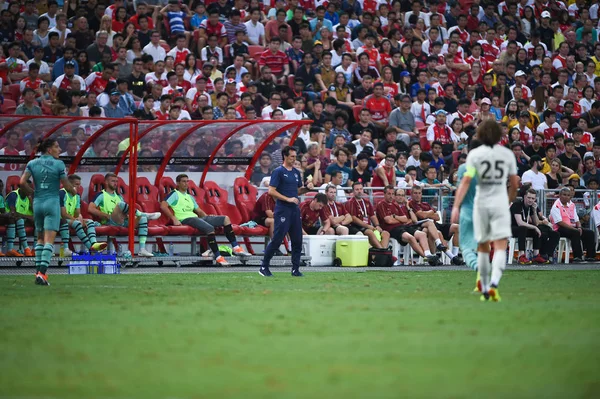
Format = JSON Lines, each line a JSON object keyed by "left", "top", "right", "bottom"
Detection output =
{"left": 65, "top": 60, "right": 76, "bottom": 67}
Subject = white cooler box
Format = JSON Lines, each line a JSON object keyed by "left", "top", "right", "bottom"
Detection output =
{"left": 302, "top": 236, "right": 337, "bottom": 266}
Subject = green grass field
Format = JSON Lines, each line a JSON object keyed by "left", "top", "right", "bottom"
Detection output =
{"left": 1, "top": 270, "right": 599, "bottom": 399}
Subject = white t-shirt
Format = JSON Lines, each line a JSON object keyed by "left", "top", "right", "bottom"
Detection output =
{"left": 25, "top": 59, "right": 50, "bottom": 75}
{"left": 283, "top": 109, "right": 307, "bottom": 120}
{"left": 521, "top": 169, "right": 547, "bottom": 190}
{"left": 318, "top": 183, "right": 347, "bottom": 203}
{"left": 245, "top": 20, "right": 265, "bottom": 45}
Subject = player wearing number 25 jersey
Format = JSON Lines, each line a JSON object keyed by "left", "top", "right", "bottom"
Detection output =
{"left": 465, "top": 143, "right": 517, "bottom": 244}
{"left": 452, "top": 120, "right": 520, "bottom": 302}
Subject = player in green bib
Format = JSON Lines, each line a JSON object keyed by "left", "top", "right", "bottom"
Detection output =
{"left": 0, "top": 179, "right": 18, "bottom": 257}
{"left": 4, "top": 188, "right": 35, "bottom": 257}
{"left": 88, "top": 173, "right": 161, "bottom": 257}
{"left": 58, "top": 174, "right": 107, "bottom": 256}
{"left": 20, "top": 138, "right": 77, "bottom": 286}
{"left": 456, "top": 140, "right": 481, "bottom": 293}
{"left": 160, "top": 174, "right": 249, "bottom": 266}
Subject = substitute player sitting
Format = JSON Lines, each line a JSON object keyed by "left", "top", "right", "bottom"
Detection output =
{"left": 58, "top": 174, "right": 107, "bottom": 256}
{"left": 160, "top": 174, "right": 250, "bottom": 266}
{"left": 324, "top": 185, "right": 352, "bottom": 235}
{"left": 376, "top": 186, "right": 439, "bottom": 265}
{"left": 452, "top": 120, "right": 520, "bottom": 302}
{"left": 4, "top": 186, "right": 35, "bottom": 257}
{"left": 88, "top": 173, "right": 160, "bottom": 258}
{"left": 345, "top": 181, "right": 390, "bottom": 249}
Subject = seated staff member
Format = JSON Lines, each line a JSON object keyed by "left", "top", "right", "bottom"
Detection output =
{"left": 324, "top": 184, "right": 352, "bottom": 235}
{"left": 510, "top": 187, "right": 559, "bottom": 264}
{"left": 345, "top": 181, "right": 390, "bottom": 249}
{"left": 299, "top": 193, "right": 332, "bottom": 235}
{"left": 394, "top": 182, "right": 464, "bottom": 265}
{"left": 375, "top": 185, "right": 439, "bottom": 265}
{"left": 251, "top": 191, "right": 276, "bottom": 238}
{"left": 160, "top": 174, "right": 250, "bottom": 266}
{"left": 550, "top": 187, "right": 597, "bottom": 262}
{"left": 408, "top": 185, "right": 461, "bottom": 258}
{"left": 58, "top": 174, "right": 107, "bottom": 256}
{"left": 88, "top": 173, "right": 161, "bottom": 258}
{"left": 4, "top": 187, "right": 35, "bottom": 257}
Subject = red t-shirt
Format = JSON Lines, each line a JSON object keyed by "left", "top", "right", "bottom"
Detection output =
{"left": 324, "top": 201, "right": 348, "bottom": 220}
{"left": 345, "top": 197, "right": 375, "bottom": 224}
{"left": 375, "top": 200, "right": 408, "bottom": 232}
{"left": 408, "top": 200, "right": 433, "bottom": 218}
{"left": 300, "top": 199, "right": 328, "bottom": 229}
{"left": 251, "top": 192, "right": 275, "bottom": 220}
{"left": 364, "top": 95, "right": 391, "bottom": 122}
{"left": 258, "top": 49, "right": 289, "bottom": 75}
{"left": 371, "top": 165, "right": 395, "bottom": 188}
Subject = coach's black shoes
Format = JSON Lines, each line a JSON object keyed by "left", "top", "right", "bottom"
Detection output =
{"left": 584, "top": 257, "right": 597, "bottom": 262}
{"left": 291, "top": 269, "right": 304, "bottom": 277}
{"left": 259, "top": 267, "right": 273, "bottom": 277}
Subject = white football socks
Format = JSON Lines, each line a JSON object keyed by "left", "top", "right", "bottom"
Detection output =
{"left": 478, "top": 252, "right": 491, "bottom": 293}
{"left": 491, "top": 250, "right": 506, "bottom": 288}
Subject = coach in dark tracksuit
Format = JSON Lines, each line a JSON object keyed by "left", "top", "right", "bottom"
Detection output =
{"left": 259, "top": 146, "right": 315, "bottom": 277}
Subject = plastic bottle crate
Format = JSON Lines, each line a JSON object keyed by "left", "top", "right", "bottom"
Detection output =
{"left": 68, "top": 253, "right": 120, "bottom": 275}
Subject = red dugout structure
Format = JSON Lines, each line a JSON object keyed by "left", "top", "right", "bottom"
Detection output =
{"left": 0, "top": 116, "right": 308, "bottom": 256}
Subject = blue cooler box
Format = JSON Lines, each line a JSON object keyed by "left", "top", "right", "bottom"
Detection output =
{"left": 68, "top": 253, "right": 120, "bottom": 275}
{"left": 335, "top": 235, "right": 370, "bottom": 267}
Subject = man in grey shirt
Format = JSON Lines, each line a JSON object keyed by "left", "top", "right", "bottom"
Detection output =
{"left": 388, "top": 94, "right": 418, "bottom": 146}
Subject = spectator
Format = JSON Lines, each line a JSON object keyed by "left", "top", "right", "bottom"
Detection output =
{"left": 388, "top": 94, "right": 417, "bottom": 146}
{"left": 522, "top": 155, "right": 548, "bottom": 191}
{"left": 258, "top": 37, "right": 289, "bottom": 85}
{"left": 142, "top": 30, "right": 166, "bottom": 63}
{"left": 325, "top": 148, "right": 352, "bottom": 186}
{"left": 15, "top": 88, "right": 42, "bottom": 115}
{"left": 351, "top": 152, "right": 372, "bottom": 186}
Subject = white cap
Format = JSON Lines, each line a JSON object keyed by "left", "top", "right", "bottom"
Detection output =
{"left": 541, "top": 10, "right": 551, "bottom": 18}
{"left": 480, "top": 98, "right": 491, "bottom": 105}
{"left": 515, "top": 70, "right": 526, "bottom": 77}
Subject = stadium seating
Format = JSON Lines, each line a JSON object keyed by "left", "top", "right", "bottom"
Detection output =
{"left": 2, "top": 99, "right": 16, "bottom": 115}
{"left": 158, "top": 176, "right": 176, "bottom": 201}
{"left": 5, "top": 175, "right": 20, "bottom": 192}
{"left": 136, "top": 177, "right": 168, "bottom": 236}
{"left": 203, "top": 180, "right": 243, "bottom": 234}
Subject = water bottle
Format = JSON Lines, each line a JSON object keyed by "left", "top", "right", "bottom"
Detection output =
{"left": 169, "top": 242, "right": 174, "bottom": 256}
{"left": 117, "top": 244, "right": 123, "bottom": 257}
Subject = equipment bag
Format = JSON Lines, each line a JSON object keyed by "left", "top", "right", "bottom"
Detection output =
{"left": 368, "top": 248, "right": 394, "bottom": 267}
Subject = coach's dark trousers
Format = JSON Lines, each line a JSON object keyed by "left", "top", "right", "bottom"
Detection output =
{"left": 557, "top": 226, "right": 596, "bottom": 259}
{"left": 511, "top": 224, "right": 560, "bottom": 258}
{"left": 261, "top": 202, "right": 303, "bottom": 270}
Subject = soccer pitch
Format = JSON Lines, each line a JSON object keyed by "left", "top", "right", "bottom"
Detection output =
{"left": 1, "top": 270, "right": 599, "bottom": 399}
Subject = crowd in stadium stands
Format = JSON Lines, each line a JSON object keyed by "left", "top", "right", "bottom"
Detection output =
{"left": 4, "top": 0, "right": 600, "bottom": 262}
